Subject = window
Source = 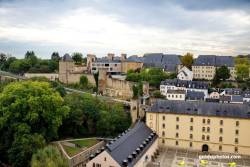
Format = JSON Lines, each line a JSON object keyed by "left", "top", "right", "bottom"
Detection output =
{"left": 220, "top": 120, "right": 223, "bottom": 125}
{"left": 203, "top": 119, "right": 206, "bottom": 124}
{"left": 176, "top": 133, "right": 179, "bottom": 138}
{"left": 207, "top": 127, "right": 210, "bottom": 133}
{"left": 176, "top": 117, "right": 179, "bottom": 122}
{"left": 236, "top": 121, "right": 239, "bottom": 127}
{"left": 104, "top": 157, "right": 106, "bottom": 161}
{"left": 219, "top": 145, "right": 222, "bottom": 151}
{"left": 176, "top": 125, "right": 179, "bottom": 130}
{"left": 162, "top": 131, "right": 165, "bottom": 137}
{"left": 162, "top": 124, "right": 165, "bottom": 129}
{"left": 219, "top": 137, "right": 223, "bottom": 142}
{"left": 150, "top": 115, "right": 153, "bottom": 120}
{"left": 190, "top": 118, "right": 193, "bottom": 122}
{"left": 190, "top": 134, "right": 193, "bottom": 139}
{"left": 162, "top": 116, "right": 165, "bottom": 120}
{"left": 235, "top": 147, "right": 238, "bottom": 153}
{"left": 235, "top": 138, "right": 239, "bottom": 144}
{"left": 190, "top": 142, "right": 193, "bottom": 147}
{"left": 93, "top": 163, "right": 95, "bottom": 167}
{"left": 220, "top": 128, "right": 223, "bottom": 134}
{"left": 190, "top": 126, "right": 193, "bottom": 131}
{"left": 176, "top": 141, "right": 179, "bottom": 146}
{"left": 207, "top": 119, "right": 210, "bottom": 124}
{"left": 202, "top": 135, "right": 205, "bottom": 140}
{"left": 202, "top": 127, "right": 205, "bottom": 132}
{"left": 207, "top": 135, "right": 210, "bottom": 141}
{"left": 235, "top": 130, "right": 239, "bottom": 135}
{"left": 162, "top": 139, "right": 165, "bottom": 144}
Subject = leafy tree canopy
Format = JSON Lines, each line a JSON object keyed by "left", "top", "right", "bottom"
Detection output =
{"left": 0, "top": 81, "right": 69, "bottom": 167}
{"left": 181, "top": 52, "right": 194, "bottom": 69}
{"left": 72, "top": 52, "right": 83, "bottom": 65}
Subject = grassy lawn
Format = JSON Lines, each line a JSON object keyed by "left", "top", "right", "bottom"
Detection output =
{"left": 71, "top": 139, "right": 99, "bottom": 148}
{"left": 63, "top": 145, "right": 81, "bottom": 157}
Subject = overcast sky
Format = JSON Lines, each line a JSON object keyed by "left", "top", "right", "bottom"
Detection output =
{"left": 0, "top": 0, "right": 250, "bottom": 58}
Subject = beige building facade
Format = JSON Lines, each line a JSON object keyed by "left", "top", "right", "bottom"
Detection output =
{"left": 146, "top": 100, "right": 250, "bottom": 155}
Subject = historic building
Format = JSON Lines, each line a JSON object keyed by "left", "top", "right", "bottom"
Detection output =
{"left": 86, "top": 121, "right": 158, "bottom": 167}
{"left": 192, "top": 55, "right": 236, "bottom": 80}
{"left": 177, "top": 66, "right": 193, "bottom": 81}
{"left": 146, "top": 100, "right": 250, "bottom": 155}
{"left": 142, "top": 53, "right": 181, "bottom": 73}
{"left": 90, "top": 54, "right": 143, "bottom": 74}
{"left": 160, "top": 79, "right": 208, "bottom": 98}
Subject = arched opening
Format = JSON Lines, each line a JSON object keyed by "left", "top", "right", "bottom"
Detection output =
{"left": 202, "top": 144, "right": 209, "bottom": 152}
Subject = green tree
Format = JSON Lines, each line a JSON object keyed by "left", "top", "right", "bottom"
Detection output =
{"left": 51, "top": 52, "right": 60, "bottom": 62}
{"left": 1, "top": 56, "right": 16, "bottom": 71}
{"left": 9, "top": 59, "right": 31, "bottom": 74}
{"left": 31, "top": 145, "right": 67, "bottom": 167}
{"left": 0, "top": 53, "right": 7, "bottom": 67}
{"left": 0, "top": 81, "right": 69, "bottom": 167}
{"left": 181, "top": 53, "right": 194, "bottom": 69}
{"left": 236, "top": 64, "right": 249, "bottom": 81}
{"left": 72, "top": 52, "right": 83, "bottom": 65}
{"left": 216, "top": 66, "right": 230, "bottom": 81}
{"left": 152, "top": 90, "right": 165, "bottom": 98}
{"left": 80, "top": 75, "right": 88, "bottom": 87}
{"left": 25, "top": 51, "right": 38, "bottom": 67}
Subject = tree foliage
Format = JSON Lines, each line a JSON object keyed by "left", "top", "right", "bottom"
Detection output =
{"left": 0, "top": 81, "right": 69, "bottom": 167}
{"left": 236, "top": 64, "right": 249, "bottom": 81}
{"left": 72, "top": 52, "right": 83, "bottom": 65}
{"left": 59, "top": 93, "right": 131, "bottom": 137}
{"left": 126, "top": 68, "right": 172, "bottom": 88}
{"left": 80, "top": 75, "right": 88, "bottom": 87}
{"left": 31, "top": 145, "right": 67, "bottom": 167}
{"left": 51, "top": 52, "right": 60, "bottom": 62}
{"left": 181, "top": 52, "right": 194, "bottom": 69}
{"left": 212, "top": 66, "right": 230, "bottom": 86}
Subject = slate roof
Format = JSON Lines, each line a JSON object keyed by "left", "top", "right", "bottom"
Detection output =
{"left": 62, "top": 53, "right": 73, "bottom": 61}
{"left": 242, "top": 90, "right": 250, "bottom": 98}
{"left": 186, "top": 90, "right": 205, "bottom": 100}
{"left": 194, "top": 55, "right": 234, "bottom": 67}
{"left": 224, "top": 88, "right": 242, "bottom": 95}
{"left": 126, "top": 55, "right": 143, "bottom": 62}
{"left": 106, "top": 121, "right": 157, "bottom": 167}
{"left": 161, "top": 79, "right": 208, "bottom": 89}
{"left": 95, "top": 57, "right": 121, "bottom": 63}
{"left": 231, "top": 95, "right": 243, "bottom": 103}
{"left": 167, "top": 89, "right": 186, "bottom": 94}
{"left": 220, "top": 95, "right": 231, "bottom": 102}
{"left": 143, "top": 53, "right": 181, "bottom": 72}
{"left": 148, "top": 99, "right": 250, "bottom": 119}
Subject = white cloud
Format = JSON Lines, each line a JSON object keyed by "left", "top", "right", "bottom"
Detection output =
{"left": 0, "top": 1, "right": 249, "bottom": 57}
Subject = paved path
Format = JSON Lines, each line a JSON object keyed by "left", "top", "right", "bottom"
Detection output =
{"left": 147, "top": 147, "right": 250, "bottom": 167}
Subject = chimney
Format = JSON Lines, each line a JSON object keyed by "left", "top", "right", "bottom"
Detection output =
{"left": 121, "top": 53, "right": 127, "bottom": 61}
{"left": 107, "top": 53, "right": 115, "bottom": 61}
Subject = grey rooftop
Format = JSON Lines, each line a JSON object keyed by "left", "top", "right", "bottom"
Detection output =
{"left": 161, "top": 79, "right": 208, "bottom": 89}
{"left": 148, "top": 99, "right": 250, "bottom": 119}
{"left": 193, "top": 55, "right": 234, "bottom": 67}
{"left": 106, "top": 121, "right": 157, "bottom": 167}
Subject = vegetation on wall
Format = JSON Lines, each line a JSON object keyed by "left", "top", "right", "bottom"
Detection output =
{"left": 126, "top": 68, "right": 175, "bottom": 88}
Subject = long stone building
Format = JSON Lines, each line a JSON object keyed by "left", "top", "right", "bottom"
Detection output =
{"left": 192, "top": 55, "right": 236, "bottom": 80}
{"left": 146, "top": 100, "right": 250, "bottom": 155}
